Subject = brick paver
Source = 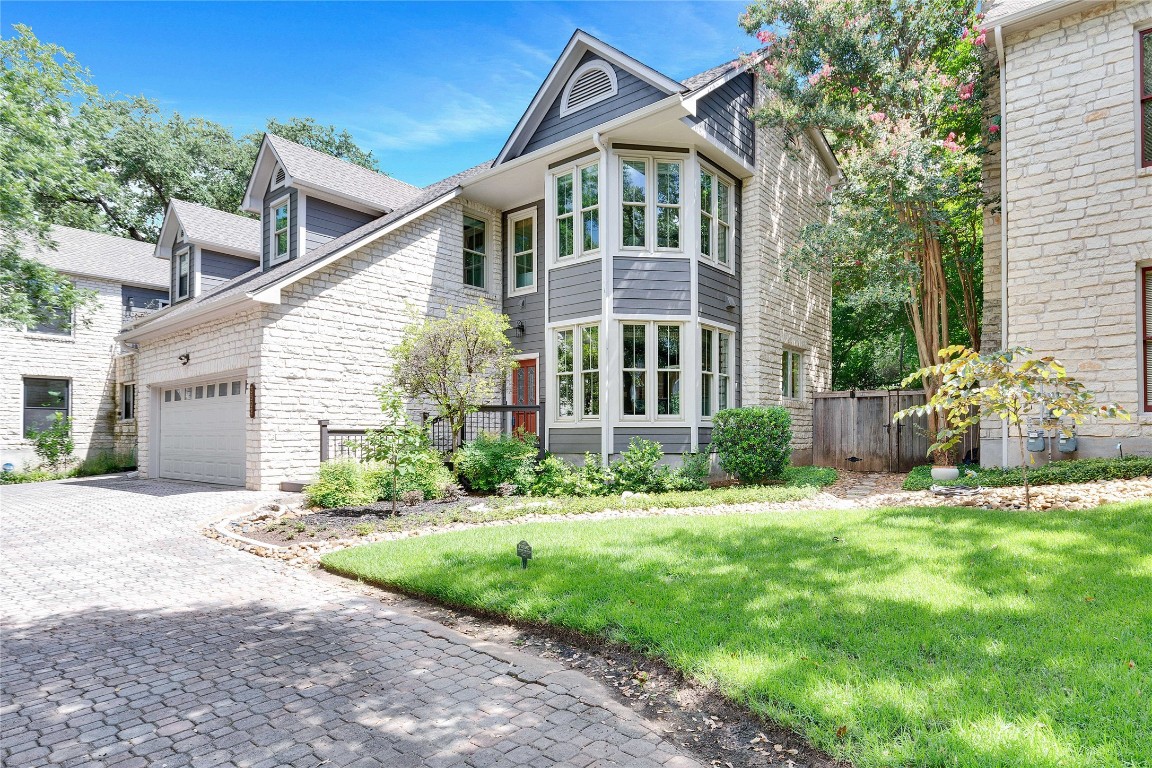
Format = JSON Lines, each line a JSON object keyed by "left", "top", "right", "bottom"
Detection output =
{"left": 1, "top": 477, "right": 702, "bottom": 767}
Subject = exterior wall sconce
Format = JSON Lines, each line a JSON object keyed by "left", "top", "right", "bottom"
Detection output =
{"left": 178, "top": 353, "right": 190, "bottom": 366}
{"left": 513, "top": 320, "right": 525, "bottom": 338}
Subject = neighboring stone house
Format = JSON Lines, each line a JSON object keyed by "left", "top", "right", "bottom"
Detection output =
{"left": 1, "top": 226, "right": 169, "bottom": 469}
{"left": 980, "top": 1, "right": 1152, "bottom": 465}
{"left": 119, "top": 30, "right": 837, "bottom": 490}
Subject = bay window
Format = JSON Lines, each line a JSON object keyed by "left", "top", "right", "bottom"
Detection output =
{"left": 701, "top": 328, "right": 714, "bottom": 417}
{"left": 622, "top": 322, "right": 683, "bottom": 419}
{"left": 700, "top": 168, "right": 733, "bottom": 266}
{"left": 555, "top": 161, "right": 599, "bottom": 261}
{"left": 508, "top": 210, "right": 535, "bottom": 295}
{"left": 621, "top": 156, "right": 683, "bottom": 252}
{"left": 554, "top": 324, "right": 600, "bottom": 421}
{"left": 622, "top": 323, "right": 646, "bottom": 415}
{"left": 701, "top": 327, "right": 732, "bottom": 417}
{"left": 657, "top": 325, "right": 681, "bottom": 415}
{"left": 463, "top": 215, "right": 486, "bottom": 288}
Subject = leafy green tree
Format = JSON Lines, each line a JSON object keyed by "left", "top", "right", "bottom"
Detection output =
{"left": 391, "top": 302, "right": 517, "bottom": 448}
{"left": 741, "top": 0, "right": 989, "bottom": 416}
{"left": 26, "top": 412, "right": 75, "bottom": 472}
{"left": 364, "top": 387, "right": 434, "bottom": 515}
{"left": 894, "top": 346, "right": 1129, "bottom": 507}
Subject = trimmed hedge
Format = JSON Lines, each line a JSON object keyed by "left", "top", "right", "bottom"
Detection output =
{"left": 711, "top": 406, "right": 792, "bottom": 484}
{"left": 903, "top": 456, "right": 1152, "bottom": 491}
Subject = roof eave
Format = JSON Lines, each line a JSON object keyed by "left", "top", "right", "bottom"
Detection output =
{"left": 118, "top": 291, "right": 257, "bottom": 343}
{"left": 988, "top": 0, "right": 1103, "bottom": 36}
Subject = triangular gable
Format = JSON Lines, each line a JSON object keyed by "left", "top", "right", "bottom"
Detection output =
{"left": 495, "top": 30, "right": 685, "bottom": 165}
{"left": 241, "top": 135, "right": 284, "bottom": 215}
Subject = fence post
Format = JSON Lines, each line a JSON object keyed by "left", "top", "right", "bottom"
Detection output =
{"left": 318, "top": 420, "right": 329, "bottom": 463}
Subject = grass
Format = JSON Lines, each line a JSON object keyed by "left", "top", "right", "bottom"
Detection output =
{"left": 903, "top": 456, "right": 1152, "bottom": 491}
{"left": 1, "top": 451, "right": 136, "bottom": 485}
{"left": 323, "top": 502, "right": 1152, "bottom": 768}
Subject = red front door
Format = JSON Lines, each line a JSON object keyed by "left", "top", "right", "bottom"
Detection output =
{"left": 512, "top": 359, "right": 537, "bottom": 437}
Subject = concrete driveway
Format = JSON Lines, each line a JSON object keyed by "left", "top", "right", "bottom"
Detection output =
{"left": 0, "top": 477, "right": 700, "bottom": 768}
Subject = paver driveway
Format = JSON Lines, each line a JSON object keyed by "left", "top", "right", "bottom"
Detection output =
{"left": 0, "top": 477, "right": 702, "bottom": 768}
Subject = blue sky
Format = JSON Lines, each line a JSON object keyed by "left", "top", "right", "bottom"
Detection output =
{"left": 6, "top": 1, "right": 754, "bottom": 185}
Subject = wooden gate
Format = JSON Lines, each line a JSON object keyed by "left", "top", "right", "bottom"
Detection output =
{"left": 813, "top": 390, "right": 978, "bottom": 472}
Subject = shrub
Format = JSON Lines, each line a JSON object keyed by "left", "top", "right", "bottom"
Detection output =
{"left": 0, "top": 465, "right": 65, "bottom": 485}
{"left": 26, "top": 413, "right": 74, "bottom": 471}
{"left": 75, "top": 450, "right": 136, "bottom": 477}
{"left": 610, "top": 438, "right": 674, "bottom": 493}
{"left": 453, "top": 432, "right": 537, "bottom": 493}
{"left": 903, "top": 455, "right": 1152, "bottom": 491}
{"left": 401, "top": 490, "right": 425, "bottom": 507}
{"left": 438, "top": 481, "right": 464, "bottom": 502}
{"left": 712, "top": 407, "right": 793, "bottom": 484}
{"left": 366, "top": 451, "right": 453, "bottom": 502}
{"left": 668, "top": 451, "right": 711, "bottom": 491}
{"left": 305, "top": 460, "right": 379, "bottom": 508}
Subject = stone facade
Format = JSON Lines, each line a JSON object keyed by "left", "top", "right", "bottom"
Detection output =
{"left": 982, "top": 1, "right": 1152, "bottom": 465}
{"left": 741, "top": 87, "right": 835, "bottom": 463}
{"left": 1, "top": 276, "right": 123, "bottom": 468}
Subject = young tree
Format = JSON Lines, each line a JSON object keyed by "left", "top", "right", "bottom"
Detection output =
{"left": 364, "top": 387, "right": 431, "bottom": 516}
{"left": 740, "top": 0, "right": 990, "bottom": 439}
{"left": 391, "top": 302, "right": 517, "bottom": 448}
{"left": 894, "top": 346, "right": 1129, "bottom": 508}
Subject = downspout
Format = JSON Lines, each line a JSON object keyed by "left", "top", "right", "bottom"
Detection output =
{"left": 996, "top": 25, "right": 1010, "bottom": 468}
{"left": 593, "top": 130, "right": 612, "bottom": 467}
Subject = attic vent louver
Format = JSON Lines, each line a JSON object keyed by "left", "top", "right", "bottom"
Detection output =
{"left": 560, "top": 62, "right": 618, "bottom": 115}
{"left": 274, "top": 167, "right": 286, "bottom": 185}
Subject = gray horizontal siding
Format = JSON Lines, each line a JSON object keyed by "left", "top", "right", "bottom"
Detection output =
{"left": 614, "top": 257, "right": 690, "bottom": 315}
{"left": 613, "top": 427, "right": 691, "bottom": 454}
{"left": 549, "top": 259, "right": 602, "bottom": 322}
{"left": 305, "top": 197, "right": 376, "bottom": 253}
{"left": 698, "top": 426, "right": 712, "bottom": 449}
{"left": 698, "top": 263, "right": 738, "bottom": 324}
{"left": 691, "top": 73, "right": 755, "bottom": 164}
{"left": 504, "top": 200, "right": 547, "bottom": 394}
{"left": 518, "top": 52, "right": 669, "bottom": 159}
{"left": 121, "top": 285, "right": 168, "bottom": 310}
{"left": 263, "top": 185, "right": 299, "bottom": 271}
{"left": 200, "top": 249, "right": 256, "bottom": 293}
{"left": 548, "top": 427, "right": 602, "bottom": 456}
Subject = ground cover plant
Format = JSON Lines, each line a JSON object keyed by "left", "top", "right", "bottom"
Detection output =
{"left": 323, "top": 502, "right": 1152, "bottom": 768}
{"left": 903, "top": 455, "right": 1152, "bottom": 491}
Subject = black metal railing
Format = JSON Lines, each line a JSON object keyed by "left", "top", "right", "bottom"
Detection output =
{"left": 318, "top": 404, "right": 542, "bottom": 463}
{"left": 122, "top": 300, "right": 169, "bottom": 324}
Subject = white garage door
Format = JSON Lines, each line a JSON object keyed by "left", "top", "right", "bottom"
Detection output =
{"left": 159, "top": 379, "right": 246, "bottom": 486}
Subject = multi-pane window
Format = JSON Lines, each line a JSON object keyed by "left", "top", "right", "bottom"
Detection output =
{"left": 463, "top": 215, "right": 486, "bottom": 288}
{"left": 28, "top": 296, "right": 72, "bottom": 336}
{"left": 622, "top": 323, "right": 647, "bottom": 415}
{"left": 176, "top": 249, "right": 191, "bottom": 299}
{"left": 701, "top": 328, "right": 733, "bottom": 417}
{"left": 23, "top": 378, "right": 69, "bottom": 436}
{"left": 700, "top": 168, "right": 733, "bottom": 265}
{"left": 622, "top": 157, "right": 683, "bottom": 251}
{"left": 781, "top": 349, "right": 803, "bottom": 399}
{"left": 555, "top": 162, "right": 599, "bottom": 260}
{"left": 657, "top": 325, "right": 681, "bottom": 415}
{"left": 121, "top": 383, "right": 135, "bottom": 421}
{"left": 621, "top": 160, "right": 647, "bottom": 248}
{"left": 271, "top": 200, "right": 290, "bottom": 264}
{"left": 1141, "top": 28, "right": 1151, "bottom": 167}
{"left": 509, "top": 212, "right": 535, "bottom": 295}
{"left": 554, "top": 324, "right": 600, "bottom": 420}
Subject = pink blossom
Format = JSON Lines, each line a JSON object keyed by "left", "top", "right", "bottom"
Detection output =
{"left": 756, "top": 30, "right": 777, "bottom": 45}
{"left": 949, "top": 104, "right": 960, "bottom": 112}
{"left": 869, "top": 111, "right": 887, "bottom": 123}
{"left": 808, "top": 63, "right": 833, "bottom": 86}
{"left": 976, "top": 12, "right": 985, "bottom": 20}
{"left": 942, "top": 132, "right": 962, "bottom": 152}
{"left": 974, "top": 29, "right": 987, "bottom": 45}
{"left": 851, "top": 86, "right": 860, "bottom": 95}
{"left": 989, "top": 123, "right": 1000, "bottom": 134}
{"left": 957, "top": 82, "right": 975, "bottom": 100}
{"left": 961, "top": 29, "right": 969, "bottom": 40}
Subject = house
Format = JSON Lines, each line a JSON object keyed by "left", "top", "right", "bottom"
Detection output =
{"left": 1, "top": 226, "right": 169, "bottom": 469}
{"left": 118, "top": 30, "right": 838, "bottom": 490}
{"left": 980, "top": 1, "right": 1152, "bottom": 465}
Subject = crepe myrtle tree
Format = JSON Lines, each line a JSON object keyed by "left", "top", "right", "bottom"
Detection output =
{"left": 391, "top": 302, "right": 517, "bottom": 449}
{"left": 740, "top": 0, "right": 992, "bottom": 441}
{"left": 894, "top": 346, "right": 1130, "bottom": 508}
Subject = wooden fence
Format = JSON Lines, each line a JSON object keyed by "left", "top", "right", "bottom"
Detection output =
{"left": 812, "top": 390, "right": 980, "bottom": 472}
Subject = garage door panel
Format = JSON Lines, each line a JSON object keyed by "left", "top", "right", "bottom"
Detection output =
{"left": 159, "top": 379, "right": 245, "bottom": 486}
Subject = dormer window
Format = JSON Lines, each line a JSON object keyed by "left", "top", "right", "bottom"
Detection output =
{"left": 176, "top": 248, "right": 190, "bottom": 300}
{"left": 270, "top": 197, "right": 290, "bottom": 265}
{"left": 560, "top": 61, "right": 618, "bottom": 116}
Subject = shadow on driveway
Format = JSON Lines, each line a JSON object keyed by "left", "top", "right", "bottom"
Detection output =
{"left": 61, "top": 476, "right": 249, "bottom": 497}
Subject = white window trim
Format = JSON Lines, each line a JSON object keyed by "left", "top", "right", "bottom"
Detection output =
{"left": 175, "top": 247, "right": 192, "bottom": 300}
{"left": 269, "top": 196, "right": 292, "bottom": 266}
{"left": 507, "top": 208, "right": 537, "bottom": 297}
{"left": 699, "top": 162, "right": 736, "bottom": 274}
{"left": 549, "top": 321, "right": 602, "bottom": 425}
{"left": 559, "top": 61, "right": 619, "bottom": 117}
{"left": 618, "top": 153, "right": 687, "bottom": 257}
{"left": 782, "top": 348, "right": 805, "bottom": 400}
{"left": 463, "top": 210, "right": 490, "bottom": 292}
{"left": 549, "top": 160, "right": 601, "bottom": 267}
{"left": 618, "top": 320, "right": 687, "bottom": 424}
{"left": 699, "top": 324, "right": 735, "bottom": 422}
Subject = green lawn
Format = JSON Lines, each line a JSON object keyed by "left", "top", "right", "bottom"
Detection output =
{"left": 323, "top": 502, "right": 1152, "bottom": 768}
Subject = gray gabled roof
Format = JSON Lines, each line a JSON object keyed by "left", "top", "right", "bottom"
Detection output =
{"left": 170, "top": 199, "right": 260, "bottom": 256}
{"left": 25, "top": 226, "right": 168, "bottom": 288}
{"left": 265, "top": 133, "right": 423, "bottom": 212}
{"left": 123, "top": 160, "right": 494, "bottom": 336}
{"left": 681, "top": 56, "right": 745, "bottom": 92}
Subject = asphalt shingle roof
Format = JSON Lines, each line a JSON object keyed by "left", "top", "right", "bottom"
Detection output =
{"left": 680, "top": 55, "right": 748, "bottom": 91}
{"left": 125, "top": 160, "right": 495, "bottom": 332}
{"left": 170, "top": 199, "right": 260, "bottom": 256}
{"left": 25, "top": 226, "right": 168, "bottom": 288}
{"left": 266, "top": 134, "right": 424, "bottom": 212}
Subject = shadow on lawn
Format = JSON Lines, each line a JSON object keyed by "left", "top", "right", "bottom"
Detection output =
{"left": 333, "top": 504, "right": 1152, "bottom": 767}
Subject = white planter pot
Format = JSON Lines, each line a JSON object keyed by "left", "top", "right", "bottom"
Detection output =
{"left": 931, "top": 466, "right": 960, "bottom": 482}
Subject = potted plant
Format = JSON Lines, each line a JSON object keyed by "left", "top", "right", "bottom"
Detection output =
{"left": 930, "top": 446, "right": 960, "bottom": 482}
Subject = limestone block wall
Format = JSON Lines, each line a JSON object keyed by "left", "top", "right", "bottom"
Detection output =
{"left": 982, "top": 1, "right": 1152, "bottom": 464}
{"left": 741, "top": 79, "right": 835, "bottom": 462}
{"left": 112, "top": 352, "right": 138, "bottom": 457}
{"left": 0, "top": 275, "right": 121, "bottom": 468}
{"left": 257, "top": 199, "right": 503, "bottom": 488}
